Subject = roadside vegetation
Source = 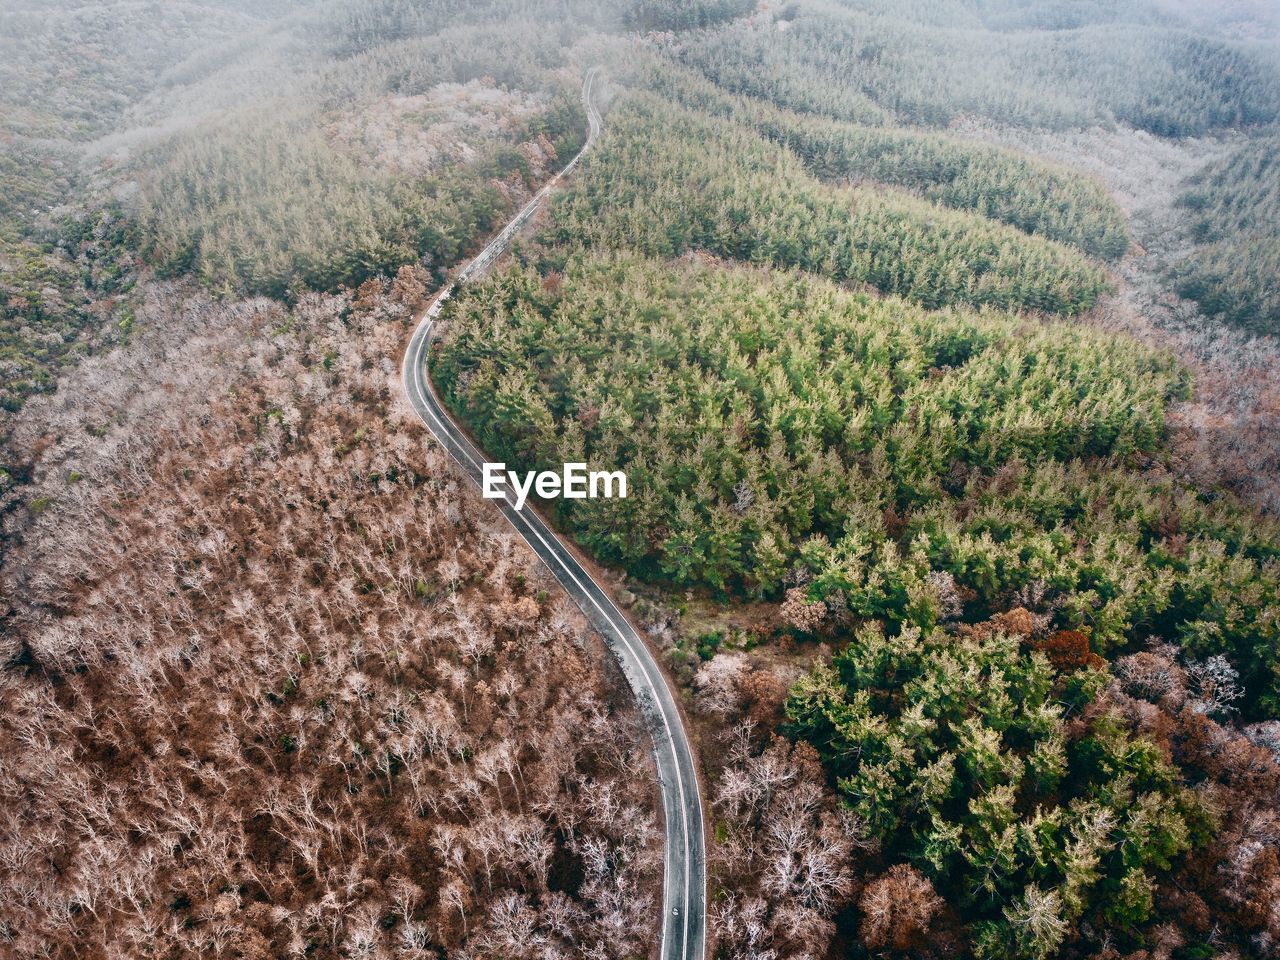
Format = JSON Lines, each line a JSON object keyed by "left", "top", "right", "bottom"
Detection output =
{"left": 439, "top": 247, "right": 1280, "bottom": 956}
{"left": 0, "top": 2, "right": 603, "bottom": 422}
{"left": 437, "top": 251, "right": 1280, "bottom": 710}
{"left": 438, "top": 252, "right": 1176, "bottom": 588}
{"left": 0, "top": 275, "right": 661, "bottom": 957}
{"left": 138, "top": 91, "right": 586, "bottom": 298}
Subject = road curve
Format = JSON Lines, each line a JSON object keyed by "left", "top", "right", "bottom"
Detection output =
{"left": 400, "top": 68, "right": 707, "bottom": 960}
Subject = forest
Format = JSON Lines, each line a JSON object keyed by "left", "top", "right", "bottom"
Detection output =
{"left": 436, "top": 252, "right": 1280, "bottom": 714}
{"left": 3, "top": 0, "right": 1280, "bottom": 958}
{"left": 1175, "top": 131, "right": 1280, "bottom": 335}
{"left": 137, "top": 90, "right": 586, "bottom": 298}
{"left": 672, "top": 0, "right": 1280, "bottom": 135}
{"left": 1, "top": 275, "right": 663, "bottom": 958}
{"left": 438, "top": 246, "right": 1280, "bottom": 955}
{"left": 545, "top": 97, "right": 1112, "bottom": 315}
{"left": 0, "top": 100, "right": 138, "bottom": 416}
{"left": 437, "top": 253, "right": 1176, "bottom": 578}
{"left": 611, "top": 53, "right": 1134, "bottom": 260}
{"left": 432, "top": 3, "right": 1280, "bottom": 952}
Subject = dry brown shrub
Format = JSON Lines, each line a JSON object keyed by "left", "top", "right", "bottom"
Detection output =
{"left": 1035, "top": 629, "right": 1107, "bottom": 672}
{"left": 991, "top": 606, "right": 1038, "bottom": 639}
{"left": 736, "top": 668, "right": 789, "bottom": 730}
{"left": 859, "top": 864, "right": 944, "bottom": 952}
{"left": 780, "top": 587, "right": 827, "bottom": 634}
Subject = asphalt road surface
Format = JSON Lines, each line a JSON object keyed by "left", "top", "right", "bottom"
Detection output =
{"left": 400, "top": 67, "right": 707, "bottom": 960}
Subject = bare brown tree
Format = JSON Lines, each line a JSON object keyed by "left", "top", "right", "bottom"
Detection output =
{"left": 0, "top": 277, "right": 659, "bottom": 958}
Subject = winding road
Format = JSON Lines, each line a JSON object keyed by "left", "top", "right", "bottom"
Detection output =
{"left": 400, "top": 68, "right": 707, "bottom": 960}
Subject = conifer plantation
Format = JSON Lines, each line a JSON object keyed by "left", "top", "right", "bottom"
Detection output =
{"left": 434, "top": 8, "right": 1280, "bottom": 949}
{"left": 1175, "top": 132, "right": 1280, "bottom": 335}
{"left": 545, "top": 98, "right": 1113, "bottom": 315}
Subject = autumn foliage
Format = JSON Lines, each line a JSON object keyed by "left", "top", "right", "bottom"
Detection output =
{"left": 1035, "top": 629, "right": 1108, "bottom": 673}
{"left": 0, "top": 278, "right": 659, "bottom": 958}
{"left": 859, "top": 864, "right": 945, "bottom": 953}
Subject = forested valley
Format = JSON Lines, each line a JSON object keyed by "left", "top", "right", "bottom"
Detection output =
{"left": 3, "top": 0, "right": 1280, "bottom": 959}
{"left": 436, "top": 1, "right": 1280, "bottom": 956}
{"left": 543, "top": 97, "right": 1112, "bottom": 315}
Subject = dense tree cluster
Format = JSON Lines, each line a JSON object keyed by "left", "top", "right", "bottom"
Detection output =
{"left": 818, "top": 0, "right": 1279, "bottom": 38}
{"left": 0, "top": 3, "right": 609, "bottom": 424}
{"left": 682, "top": 602, "right": 1280, "bottom": 960}
{"left": 788, "top": 624, "right": 1206, "bottom": 959}
{"left": 684, "top": 594, "right": 1280, "bottom": 959}
{"left": 0, "top": 198, "right": 137, "bottom": 417}
{"left": 548, "top": 97, "right": 1111, "bottom": 315}
{"left": 785, "top": 616, "right": 1280, "bottom": 958}
{"left": 620, "top": 0, "right": 752, "bottom": 32}
{"left": 954, "top": 120, "right": 1280, "bottom": 517}
{"left": 333, "top": 0, "right": 691, "bottom": 55}
{"left": 0, "top": 277, "right": 661, "bottom": 958}
{"left": 801, "top": 458, "right": 1280, "bottom": 718}
{"left": 672, "top": 0, "right": 1280, "bottom": 135}
{"left": 705, "top": 723, "right": 862, "bottom": 959}
{"left": 621, "top": 55, "right": 1131, "bottom": 261}
{"left": 436, "top": 253, "right": 1280, "bottom": 721}
{"left": 760, "top": 116, "right": 1130, "bottom": 263}
{"left": 5, "top": 0, "right": 636, "bottom": 310}
{"left": 1175, "top": 132, "right": 1280, "bottom": 335}
{"left": 0, "top": 0, "right": 270, "bottom": 139}
{"left": 138, "top": 89, "right": 585, "bottom": 299}
{"left": 437, "top": 253, "right": 1166, "bottom": 578}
